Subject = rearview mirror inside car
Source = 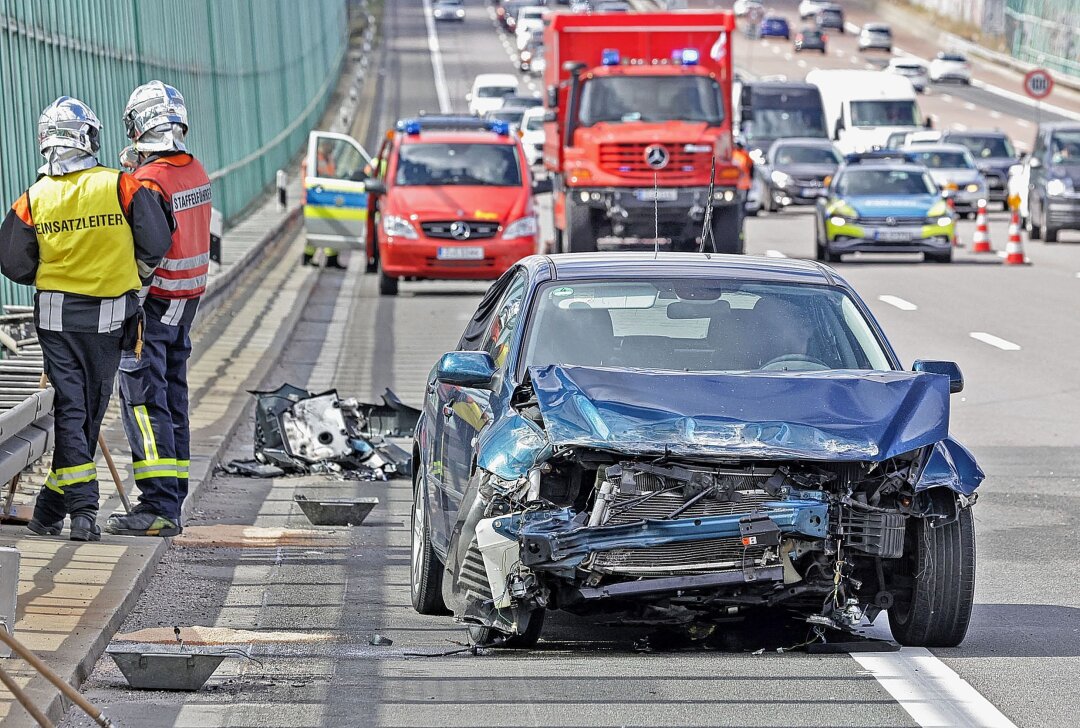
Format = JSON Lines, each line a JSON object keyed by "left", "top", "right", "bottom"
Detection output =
{"left": 913, "top": 359, "right": 964, "bottom": 394}
{"left": 436, "top": 351, "right": 497, "bottom": 389}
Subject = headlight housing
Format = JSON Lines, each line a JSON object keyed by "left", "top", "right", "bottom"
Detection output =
{"left": 503, "top": 216, "right": 538, "bottom": 239}
{"left": 926, "top": 200, "right": 948, "bottom": 219}
{"left": 1046, "top": 178, "right": 1070, "bottom": 196}
{"left": 770, "top": 170, "right": 791, "bottom": 187}
{"left": 382, "top": 214, "right": 418, "bottom": 239}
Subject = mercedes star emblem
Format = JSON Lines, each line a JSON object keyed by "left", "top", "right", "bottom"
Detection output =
{"left": 644, "top": 144, "right": 670, "bottom": 170}
{"left": 450, "top": 221, "right": 472, "bottom": 240}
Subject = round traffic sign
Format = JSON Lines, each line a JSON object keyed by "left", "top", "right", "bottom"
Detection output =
{"left": 1024, "top": 68, "right": 1054, "bottom": 99}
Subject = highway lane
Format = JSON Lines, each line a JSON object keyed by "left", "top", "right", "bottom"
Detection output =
{"left": 65, "top": 2, "right": 1079, "bottom": 726}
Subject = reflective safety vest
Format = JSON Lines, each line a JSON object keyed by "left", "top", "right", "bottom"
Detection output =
{"left": 733, "top": 148, "right": 753, "bottom": 192}
{"left": 135, "top": 154, "right": 212, "bottom": 299}
{"left": 28, "top": 167, "right": 140, "bottom": 297}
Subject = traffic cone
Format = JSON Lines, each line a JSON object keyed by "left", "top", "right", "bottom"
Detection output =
{"left": 947, "top": 197, "right": 961, "bottom": 247}
{"left": 971, "top": 201, "right": 992, "bottom": 253}
{"left": 1004, "top": 207, "right": 1027, "bottom": 265}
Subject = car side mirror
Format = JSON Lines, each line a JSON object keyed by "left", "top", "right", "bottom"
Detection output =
{"left": 531, "top": 177, "right": 553, "bottom": 195}
{"left": 437, "top": 351, "right": 497, "bottom": 389}
{"left": 364, "top": 179, "right": 386, "bottom": 195}
{"left": 913, "top": 359, "right": 964, "bottom": 394}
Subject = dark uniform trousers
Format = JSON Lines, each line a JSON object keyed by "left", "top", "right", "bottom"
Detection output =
{"left": 118, "top": 311, "right": 193, "bottom": 521}
{"left": 34, "top": 329, "right": 122, "bottom": 523}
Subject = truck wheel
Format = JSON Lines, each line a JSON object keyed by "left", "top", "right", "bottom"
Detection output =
{"left": 565, "top": 196, "right": 596, "bottom": 253}
{"left": 410, "top": 473, "right": 447, "bottom": 615}
{"left": 379, "top": 269, "right": 399, "bottom": 296}
{"left": 709, "top": 205, "right": 744, "bottom": 254}
{"left": 888, "top": 506, "right": 975, "bottom": 647}
{"left": 468, "top": 608, "right": 545, "bottom": 648}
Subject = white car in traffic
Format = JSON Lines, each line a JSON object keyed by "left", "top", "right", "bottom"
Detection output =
{"left": 467, "top": 73, "right": 520, "bottom": 116}
{"left": 520, "top": 107, "right": 546, "bottom": 166}
{"left": 515, "top": 6, "right": 546, "bottom": 49}
{"left": 734, "top": 0, "right": 764, "bottom": 18}
{"left": 929, "top": 52, "right": 972, "bottom": 84}
{"left": 887, "top": 58, "right": 930, "bottom": 93}
{"left": 797, "top": 0, "right": 830, "bottom": 18}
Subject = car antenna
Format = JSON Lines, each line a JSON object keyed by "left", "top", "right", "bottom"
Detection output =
{"left": 653, "top": 171, "right": 660, "bottom": 260}
{"left": 698, "top": 155, "right": 717, "bottom": 259}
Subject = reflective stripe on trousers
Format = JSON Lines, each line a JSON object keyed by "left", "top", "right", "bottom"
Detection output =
{"left": 44, "top": 462, "right": 97, "bottom": 493}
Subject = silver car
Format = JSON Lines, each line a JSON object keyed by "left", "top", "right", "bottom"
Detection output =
{"left": 905, "top": 143, "right": 987, "bottom": 215}
{"left": 888, "top": 59, "right": 930, "bottom": 94}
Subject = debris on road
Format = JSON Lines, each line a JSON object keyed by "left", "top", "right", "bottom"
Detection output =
{"left": 225, "top": 384, "right": 419, "bottom": 479}
{"left": 294, "top": 494, "right": 379, "bottom": 526}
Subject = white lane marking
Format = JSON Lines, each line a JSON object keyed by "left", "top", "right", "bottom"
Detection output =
{"left": 1076, "top": 272, "right": 1080, "bottom": 278}
{"left": 878, "top": 294, "right": 917, "bottom": 311}
{"left": 784, "top": 52, "right": 793, "bottom": 61}
{"left": 797, "top": 59, "right": 807, "bottom": 68}
{"left": 952, "top": 122, "right": 968, "bottom": 131}
{"left": 764, "top": 249, "right": 788, "bottom": 258}
{"left": 771, "top": 45, "right": 781, "bottom": 55}
{"left": 1018, "top": 119, "right": 1031, "bottom": 127}
{"left": 970, "top": 331, "right": 1021, "bottom": 350}
{"left": 996, "top": 250, "right": 1008, "bottom": 258}
{"left": 420, "top": 0, "right": 452, "bottom": 113}
{"left": 850, "top": 56, "right": 859, "bottom": 64}
{"left": 990, "top": 110, "right": 1002, "bottom": 119}
{"left": 940, "top": 93, "right": 953, "bottom": 102}
{"left": 963, "top": 102, "right": 976, "bottom": 111}
{"left": 853, "top": 649, "right": 1019, "bottom": 728}
{"left": 835, "top": 49, "right": 845, "bottom": 57}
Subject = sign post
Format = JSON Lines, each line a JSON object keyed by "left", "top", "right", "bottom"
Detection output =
{"left": 1023, "top": 68, "right": 1054, "bottom": 127}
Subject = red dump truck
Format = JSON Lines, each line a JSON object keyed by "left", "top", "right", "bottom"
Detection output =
{"left": 543, "top": 10, "right": 743, "bottom": 253}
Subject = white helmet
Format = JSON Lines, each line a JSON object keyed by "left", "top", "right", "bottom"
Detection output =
{"left": 122, "top": 80, "right": 188, "bottom": 148}
{"left": 37, "top": 96, "right": 102, "bottom": 156}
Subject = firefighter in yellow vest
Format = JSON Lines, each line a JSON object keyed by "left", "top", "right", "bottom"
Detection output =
{"left": 0, "top": 97, "right": 172, "bottom": 541}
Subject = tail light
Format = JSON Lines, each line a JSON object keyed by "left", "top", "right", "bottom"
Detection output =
{"left": 822, "top": 34, "right": 828, "bottom": 42}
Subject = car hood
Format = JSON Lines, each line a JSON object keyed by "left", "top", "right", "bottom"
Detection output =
{"left": 386, "top": 185, "right": 525, "bottom": 220}
{"left": 775, "top": 162, "right": 837, "bottom": 178}
{"left": 845, "top": 194, "right": 939, "bottom": 217}
{"left": 528, "top": 365, "right": 951, "bottom": 461}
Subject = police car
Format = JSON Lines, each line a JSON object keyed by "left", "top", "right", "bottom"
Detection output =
{"left": 814, "top": 151, "right": 955, "bottom": 263}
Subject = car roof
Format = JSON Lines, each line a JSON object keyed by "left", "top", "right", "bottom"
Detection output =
{"left": 839, "top": 162, "right": 925, "bottom": 174}
{"left": 906, "top": 143, "right": 971, "bottom": 154}
{"left": 399, "top": 131, "right": 517, "bottom": 145}
{"left": 473, "top": 73, "right": 519, "bottom": 86}
{"left": 772, "top": 137, "right": 836, "bottom": 147}
{"left": 530, "top": 253, "right": 842, "bottom": 286}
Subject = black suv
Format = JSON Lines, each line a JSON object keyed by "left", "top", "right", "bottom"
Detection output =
{"left": 1027, "top": 122, "right": 1080, "bottom": 242}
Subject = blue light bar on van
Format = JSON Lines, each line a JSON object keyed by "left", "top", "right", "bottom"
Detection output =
{"left": 395, "top": 116, "right": 509, "bottom": 136}
{"left": 601, "top": 48, "right": 620, "bottom": 66}
{"left": 676, "top": 48, "right": 700, "bottom": 65}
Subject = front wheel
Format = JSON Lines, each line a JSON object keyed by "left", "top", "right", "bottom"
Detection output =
{"left": 379, "top": 269, "right": 399, "bottom": 296}
{"left": 889, "top": 506, "right": 975, "bottom": 647}
{"left": 926, "top": 249, "right": 953, "bottom": 263}
{"left": 468, "top": 608, "right": 545, "bottom": 648}
{"left": 410, "top": 477, "right": 447, "bottom": 615}
{"left": 565, "top": 195, "right": 596, "bottom": 253}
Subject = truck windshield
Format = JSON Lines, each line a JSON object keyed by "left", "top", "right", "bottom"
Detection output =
{"left": 578, "top": 76, "right": 724, "bottom": 126}
{"left": 849, "top": 100, "right": 920, "bottom": 127}
{"left": 745, "top": 88, "right": 827, "bottom": 141}
{"left": 395, "top": 143, "right": 522, "bottom": 186}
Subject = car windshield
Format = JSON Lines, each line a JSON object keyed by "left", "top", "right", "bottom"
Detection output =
{"left": 773, "top": 144, "right": 841, "bottom": 165}
{"left": 850, "top": 100, "right": 920, "bottom": 127}
{"left": 478, "top": 85, "right": 516, "bottom": 99}
{"left": 1050, "top": 131, "right": 1080, "bottom": 163}
{"left": 948, "top": 134, "right": 1015, "bottom": 158}
{"left": 524, "top": 113, "right": 544, "bottom": 131}
{"left": 837, "top": 168, "right": 937, "bottom": 196}
{"left": 437, "top": 0, "right": 462, "bottom": 5}
{"left": 523, "top": 280, "right": 892, "bottom": 372}
{"left": 395, "top": 143, "right": 522, "bottom": 186}
{"left": 578, "top": 76, "right": 724, "bottom": 125}
{"left": 911, "top": 150, "right": 974, "bottom": 169}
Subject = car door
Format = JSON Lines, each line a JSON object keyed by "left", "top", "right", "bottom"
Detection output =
{"left": 432, "top": 271, "right": 529, "bottom": 541}
{"left": 303, "top": 131, "right": 373, "bottom": 250}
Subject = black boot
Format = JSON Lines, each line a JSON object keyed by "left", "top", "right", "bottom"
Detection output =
{"left": 27, "top": 518, "right": 63, "bottom": 536}
{"left": 69, "top": 512, "right": 101, "bottom": 542}
{"left": 324, "top": 254, "right": 346, "bottom": 270}
{"left": 301, "top": 252, "right": 313, "bottom": 266}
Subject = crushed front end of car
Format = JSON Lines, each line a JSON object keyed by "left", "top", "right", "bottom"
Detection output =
{"left": 440, "top": 365, "right": 983, "bottom": 647}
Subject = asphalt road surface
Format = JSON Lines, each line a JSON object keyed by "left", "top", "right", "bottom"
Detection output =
{"left": 63, "top": 2, "right": 1079, "bottom": 726}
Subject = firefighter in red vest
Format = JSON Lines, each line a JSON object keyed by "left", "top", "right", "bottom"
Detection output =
{"left": 0, "top": 97, "right": 171, "bottom": 541}
{"left": 105, "top": 81, "right": 212, "bottom": 537}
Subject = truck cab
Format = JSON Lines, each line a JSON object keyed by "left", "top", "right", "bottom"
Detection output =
{"left": 543, "top": 11, "right": 743, "bottom": 254}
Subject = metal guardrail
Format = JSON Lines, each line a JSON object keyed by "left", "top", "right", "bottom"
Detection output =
{"left": 0, "top": 310, "right": 51, "bottom": 501}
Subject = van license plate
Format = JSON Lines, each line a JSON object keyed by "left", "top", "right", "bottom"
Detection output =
{"left": 437, "top": 246, "right": 484, "bottom": 260}
{"left": 636, "top": 189, "right": 678, "bottom": 202}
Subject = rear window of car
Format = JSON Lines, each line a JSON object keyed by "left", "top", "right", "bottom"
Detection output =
{"left": 523, "top": 279, "right": 892, "bottom": 372}
{"left": 395, "top": 142, "right": 522, "bottom": 186}
{"left": 948, "top": 134, "right": 1015, "bottom": 159}
{"left": 911, "top": 150, "right": 975, "bottom": 169}
{"left": 939, "top": 53, "right": 967, "bottom": 62}
{"left": 478, "top": 85, "right": 517, "bottom": 99}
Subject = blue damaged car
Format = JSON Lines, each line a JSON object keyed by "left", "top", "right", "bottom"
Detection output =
{"left": 411, "top": 253, "right": 982, "bottom": 648}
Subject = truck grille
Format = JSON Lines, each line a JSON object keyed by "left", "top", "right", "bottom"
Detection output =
{"left": 856, "top": 216, "right": 924, "bottom": 226}
{"left": 598, "top": 143, "right": 710, "bottom": 180}
{"left": 420, "top": 221, "right": 500, "bottom": 240}
{"left": 593, "top": 536, "right": 771, "bottom": 576}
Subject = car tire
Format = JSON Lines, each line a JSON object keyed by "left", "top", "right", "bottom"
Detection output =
{"left": 821, "top": 48, "right": 827, "bottom": 54}
{"left": 1028, "top": 200, "right": 1043, "bottom": 240}
{"left": 468, "top": 608, "right": 545, "bottom": 648}
{"left": 379, "top": 269, "right": 399, "bottom": 296}
{"left": 1045, "top": 226, "right": 1059, "bottom": 243}
{"left": 410, "top": 475, "right": 447, "bottom": 616}
{"left": 815, "top": 242, "right": 836, "bottom": 263}
{"left": 888, "top": 506, "right": 976, "bottom": 647}
{"left": 565, "top": 195, "right": 596, "bottom": 253}
{"left": 926, "top": 249, "right": 953, "bottom": 263}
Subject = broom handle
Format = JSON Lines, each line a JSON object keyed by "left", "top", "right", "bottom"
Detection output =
{"left": 0, "top": 662, "right": 53, "bottom": 727}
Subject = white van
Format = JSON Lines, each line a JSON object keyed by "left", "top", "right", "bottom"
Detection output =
{"left": 467, "top": 73, "right": 520, "bottom": 116}
{"left": 805, "top": 69, "right": 924, "bottom": 154}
